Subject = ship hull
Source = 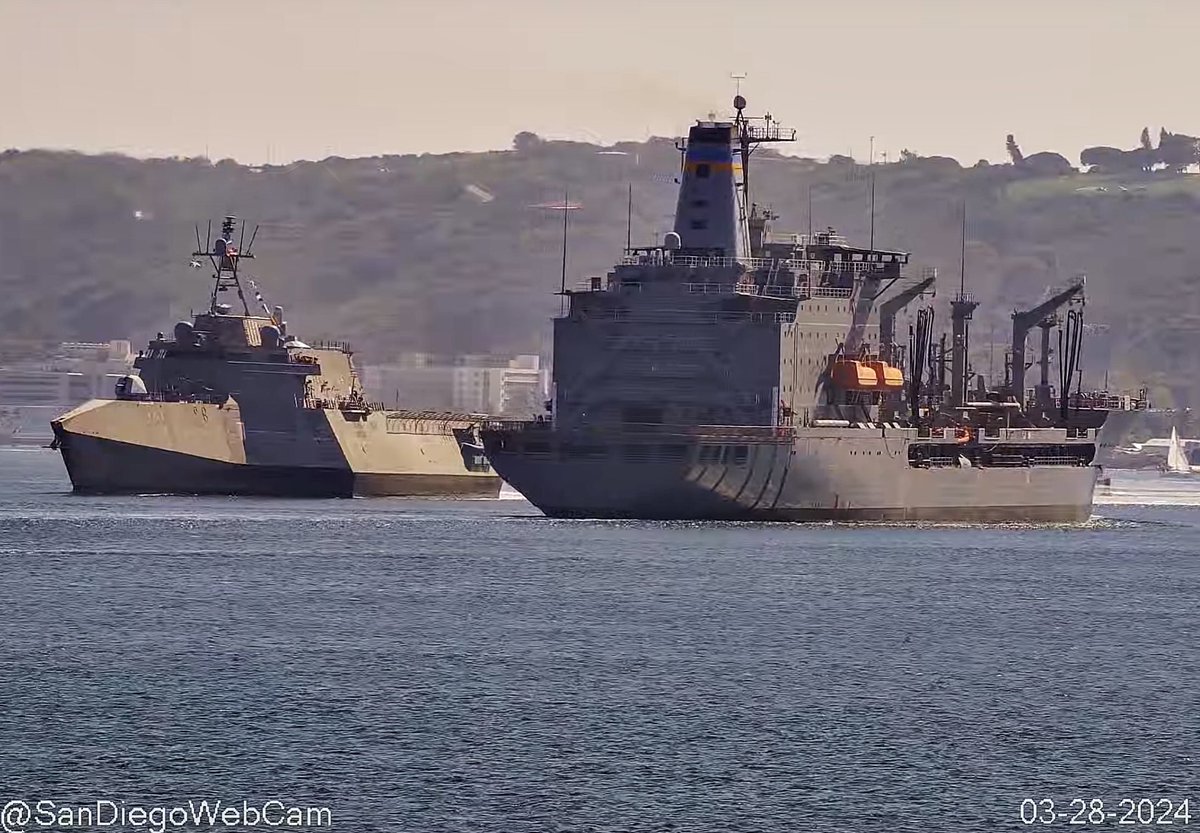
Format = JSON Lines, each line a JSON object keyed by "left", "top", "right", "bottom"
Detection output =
{"left": 483, "top": 427, "right": 1098, "bottom": 522}
{"left": 54, "top": 430, "right": 356, "bottom": 497}
{"left": 52, "top": 399, "right": 501, "bottom": 499}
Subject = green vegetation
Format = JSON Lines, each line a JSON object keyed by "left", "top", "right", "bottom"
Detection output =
{"left": 1, "top": 137, "right": 1198, "bottom": 406}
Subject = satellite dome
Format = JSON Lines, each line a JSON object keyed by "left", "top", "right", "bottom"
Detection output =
{"left": 259, "top": 324, "right": 281, "bottom": 348}
{"left": 173, "top": 321, "right": 195, "bottom": 344}
{"left": 663, "top": 231, "right": 682, "bottom": 251}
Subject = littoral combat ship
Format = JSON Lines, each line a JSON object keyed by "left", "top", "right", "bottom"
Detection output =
{"left": 52, "top": 217, "right": 501, "bottom": 498}
{"left": 482, "top": 97, "right": 1121, "bottom": 521}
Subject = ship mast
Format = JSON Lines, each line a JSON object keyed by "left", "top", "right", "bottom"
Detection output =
{"left": 732, "top": 95, "right": 795, "bottom": 257}
{"left": 193, "top": 215, "right": 257, "bottom": 316}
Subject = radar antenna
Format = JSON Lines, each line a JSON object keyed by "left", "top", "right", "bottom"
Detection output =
{"left": 732, "top": 94, "right": 796, "bottom": 216}
{"left": 193, "top": 215, "right": 257, "bottom": 315}
{"left": 730, "top": 93, "right": 795, "bottom": 254}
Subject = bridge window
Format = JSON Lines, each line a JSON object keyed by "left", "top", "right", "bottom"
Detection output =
{"left": 690, "top": 219, "right": 708, "bottom": 230}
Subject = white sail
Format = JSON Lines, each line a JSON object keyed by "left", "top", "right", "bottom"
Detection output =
{"left": 1167, "top": 427, "right": 1191, "bottom": 473}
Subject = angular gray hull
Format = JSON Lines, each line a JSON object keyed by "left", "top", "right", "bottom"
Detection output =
{"left": 484, "top": 427, "right": 1098, "bottom": 522}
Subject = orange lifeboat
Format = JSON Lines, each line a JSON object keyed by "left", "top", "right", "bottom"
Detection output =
{"left": 831, "top": 359, "right": 880, "bottom": 390}
{"left": 866, "top": 360, "right": 904, "bottom": 390}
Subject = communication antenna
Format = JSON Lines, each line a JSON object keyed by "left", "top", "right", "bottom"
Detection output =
{"left": 560, "top": 187, "right": 569, "bottom": 304}
{"left": 192, "top": 214, "right": 256, "bottom": 316}
{"left": 532, "top": 193, "right": 581, "bottom": 313}
{"left": 807, "top": 183, "right": 813, "bottom": 241}
{"left": 244, "top": 222, "right": 260, "bottom": 255}
{"left": 868, "top": 134, "right": 876, "bottom": 250}
{"left": 731, "top": 71, "right": 747, "bottom": 97}
{"left": 626, "top": 182, "right": 633, "bottom": 252}
{"left": 959, "top": 202, "right": 967, "bottom": 296}
{"left": 869, "top": 168, "right": 876, "bottom": 250}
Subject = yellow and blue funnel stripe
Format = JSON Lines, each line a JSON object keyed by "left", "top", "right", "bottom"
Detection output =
{"left": 684, "top": 142, "right": 740, "bottom": 173}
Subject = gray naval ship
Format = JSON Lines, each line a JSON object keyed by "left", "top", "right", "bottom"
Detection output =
{"left": 52, "top": 217, "right": 501, "bottom": 498}
{"left": 482, "top": 96, "right": 1128, "bottom": 522}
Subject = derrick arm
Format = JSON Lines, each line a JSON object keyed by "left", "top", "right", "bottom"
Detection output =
{"left": 878, "top": 274, "right": 936, "bottom": 364}
{"left": 1009, "top": 280, "right": 1084, "bottom": 400}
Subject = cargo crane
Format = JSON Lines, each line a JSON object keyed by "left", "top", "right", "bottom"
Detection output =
{"left": 1006, "top": 279, "right": 1085, "bottom": 414}
{"left": 877, "top": 272, "right": 936, "bottom": 422}
{"left": 878, "top": 271, "right": 937, "bottom": 366}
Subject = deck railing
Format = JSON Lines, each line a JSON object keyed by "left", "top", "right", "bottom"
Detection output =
{"left": 619, "top": 253, "right": 891, "bottom": 274}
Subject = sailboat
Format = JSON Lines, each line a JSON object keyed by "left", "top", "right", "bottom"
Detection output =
{"left": 1164, "top": 427, "right": 1194, "bottom": 477}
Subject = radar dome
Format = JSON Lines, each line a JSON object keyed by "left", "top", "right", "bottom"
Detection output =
{"left": 259, "top": 324, "right": 281, "bottom": 348}
{"left": 173, "top": 321, "right": 194, "bottom": 344}
{"left": 733, "top": 94, "right": 746, "bottom": 111}
{"left": 114, "top": 374, "right": 148, "bottom": 400}
{"left": 663, "top": 231, "right": 682, "bottom": 251}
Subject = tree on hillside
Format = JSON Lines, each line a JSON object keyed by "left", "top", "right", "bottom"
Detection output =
{"left": 1158, "top": 128, "right": 1200, "bottom": 172}
{"left": 1022, "top": 152, "right": 1074, "bottom": 176}
{"left": 512, "top": 132, "right": 542, "bottom": 153}
{"left": 1140, "top": 127, "right": 1153, "bottom": 151}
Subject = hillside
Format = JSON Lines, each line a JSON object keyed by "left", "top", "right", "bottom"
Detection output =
{"left": 1, "top": 138, "right": 1199, "bottom": 406}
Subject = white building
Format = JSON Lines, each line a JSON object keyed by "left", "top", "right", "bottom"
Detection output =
{"left": 499, "top": 355, "right": 548, "bottom": 417}
{"left": 362, "top": 352, "right": 549, "bottom": 417}
{"left": 0, "top": 340, "right": 135, "bottom": 444}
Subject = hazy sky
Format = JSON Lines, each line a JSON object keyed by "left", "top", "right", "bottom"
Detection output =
{"left": 2, "top": 0, "right": 1196, "bottom": 164}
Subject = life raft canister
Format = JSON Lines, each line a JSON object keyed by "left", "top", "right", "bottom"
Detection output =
{"left": 865, "top": 360, "right": 904, "bottom": 390}
{"left": 831, "top": 359, "right": 879, "bottom": 390}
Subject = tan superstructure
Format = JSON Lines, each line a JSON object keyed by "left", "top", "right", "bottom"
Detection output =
{"left": 51, "top": 216, "right": 501, "bottom": 498}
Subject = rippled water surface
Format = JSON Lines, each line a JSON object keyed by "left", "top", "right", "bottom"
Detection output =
{"left": 1, "top": 448, "right": 1197, "bottom": 832}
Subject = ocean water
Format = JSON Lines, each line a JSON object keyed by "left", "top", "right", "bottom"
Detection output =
{"left": 0, "top": 447, "right": 1197, "bottom": 832}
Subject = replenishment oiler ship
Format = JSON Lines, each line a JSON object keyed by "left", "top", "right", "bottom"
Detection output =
{"left": 482, "top": 96, "right": 1130, "bottom": 521}
{"left": 52, "top": 217, "right": 501, "bottom": 498}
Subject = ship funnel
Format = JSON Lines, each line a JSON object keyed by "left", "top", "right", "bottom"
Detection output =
{"left": 672, "top": 122, "right": 740, "bottom": 256}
